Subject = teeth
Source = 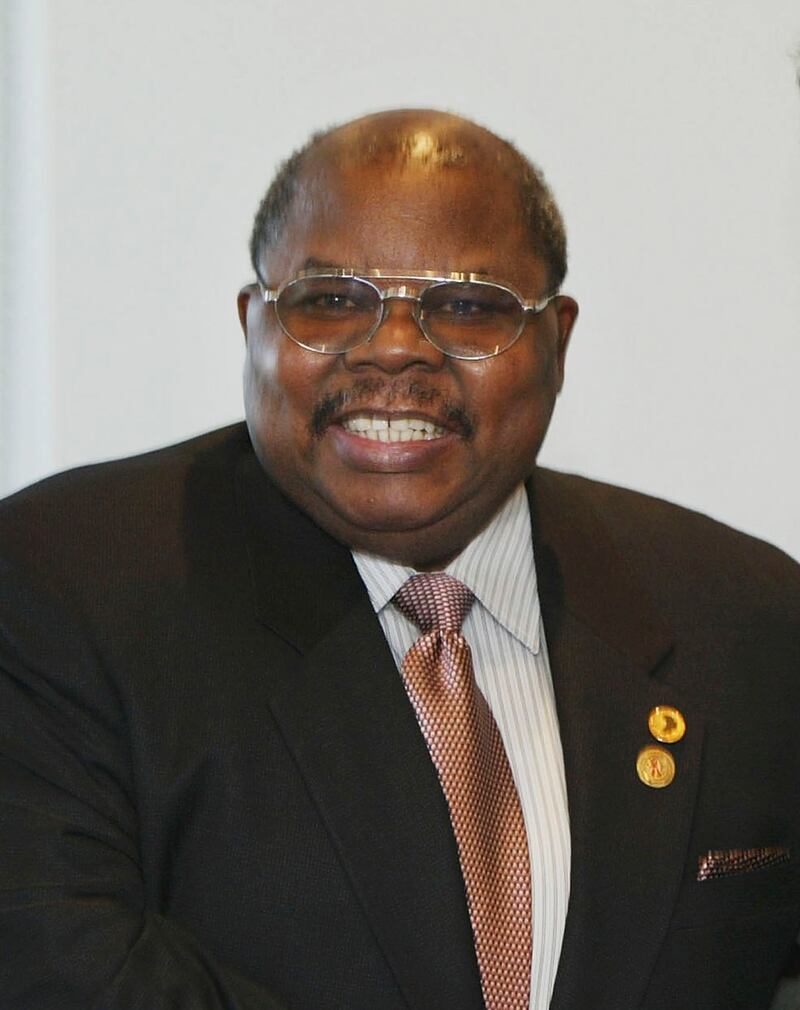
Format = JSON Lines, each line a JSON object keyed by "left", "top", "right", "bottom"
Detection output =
{"left": 342, "top": 415, "right": 446, "bottom": 442}
{"left": 347, "top": 416, "right": 373, "bottom": 431}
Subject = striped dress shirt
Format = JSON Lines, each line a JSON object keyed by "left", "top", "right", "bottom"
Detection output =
{"left": 352, "top": 483, "right": 571, "bottom": 1010}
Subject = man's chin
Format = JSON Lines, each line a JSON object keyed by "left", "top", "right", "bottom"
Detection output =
{"left": 308, "top": 494, "right": 489, "bottom": 570}
{"left": 329, "top": 503, "right": 455, "bottom": 541}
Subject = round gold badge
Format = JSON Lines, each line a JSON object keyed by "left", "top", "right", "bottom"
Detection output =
{"left": 636, "top": 746, "right": 676, "bottom": 788}
{"left": 648, "top": 705, "right": 686, "bottom": 744}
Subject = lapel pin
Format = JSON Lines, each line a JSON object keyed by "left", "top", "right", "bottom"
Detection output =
{"left": 636, "top": 745, "right": 676, "bottom": 788}
{"left": 648, "top": 705, "right": 686, "bottom": 744}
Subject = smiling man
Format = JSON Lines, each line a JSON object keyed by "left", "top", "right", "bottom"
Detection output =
{"left": 1, "top": 109, "right": 799, "bottom": 1010}
{"left": 238, "top": 111, "right": 577, "bottom": 570}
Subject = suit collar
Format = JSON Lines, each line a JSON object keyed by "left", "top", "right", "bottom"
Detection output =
{"left": 235, "top": 451, "right": 367, "bottom": 653}
{"left": 235, "top": 447, "right": 674, "bottom": 672}
{"left": 528, "top": 466, "right": 672, "bottom": 671}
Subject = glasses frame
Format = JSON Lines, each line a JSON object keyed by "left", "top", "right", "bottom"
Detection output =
{"left": 258, "top": 267, "right": 558, "bottom": 360}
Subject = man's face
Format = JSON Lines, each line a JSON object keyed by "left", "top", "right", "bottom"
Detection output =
{"left": 239, "top": 149, "right": 577, "bottom": 568}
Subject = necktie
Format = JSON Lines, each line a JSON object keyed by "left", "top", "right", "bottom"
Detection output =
{"left": 393, "top": 573, "right": 532, "bottom": 1010}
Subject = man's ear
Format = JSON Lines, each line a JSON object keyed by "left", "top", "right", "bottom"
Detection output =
{"left": 237, "top": 284, "right": 259, "bottom": 341}
{"left": 552, "top": 295, "right": 578, "bottom": 391}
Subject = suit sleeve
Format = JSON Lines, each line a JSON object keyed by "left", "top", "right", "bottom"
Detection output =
{"left": 0, "top": 562, "right": 289, "bottom": 1010}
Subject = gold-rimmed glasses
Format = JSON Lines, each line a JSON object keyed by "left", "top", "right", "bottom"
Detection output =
{"left": 259, "top": 268, "right": 557, "bottom": 360}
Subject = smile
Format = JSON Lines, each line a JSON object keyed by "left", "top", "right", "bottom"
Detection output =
{"left": 341, "top": 415, "right": 446, "bottom": 442}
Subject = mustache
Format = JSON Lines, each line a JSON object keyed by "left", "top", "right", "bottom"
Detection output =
{"left": 310, "top": 379, "right": 475, "bottom": 438}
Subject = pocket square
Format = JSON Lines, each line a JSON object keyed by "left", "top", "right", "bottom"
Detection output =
{"left": 697, "top": 847, "right": 790, "bottom": 881}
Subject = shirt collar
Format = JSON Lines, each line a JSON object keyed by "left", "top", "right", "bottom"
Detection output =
{"left": 352, "top": 484, "right": 541, "bottom": 654}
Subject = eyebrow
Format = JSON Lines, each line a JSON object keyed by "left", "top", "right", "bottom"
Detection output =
{"left": 301, "top": 256, "right": 345, "bottom": 271}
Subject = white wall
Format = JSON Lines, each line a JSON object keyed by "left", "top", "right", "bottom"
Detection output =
{"left": 3, "top": 0, "right": 799, "bottom": 559}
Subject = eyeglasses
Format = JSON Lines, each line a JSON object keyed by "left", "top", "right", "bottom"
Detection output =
{"left": 258, "top": 268, "right": 557, "bottom": 360}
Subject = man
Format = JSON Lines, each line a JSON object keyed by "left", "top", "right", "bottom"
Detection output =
{"left": 0, "top": 109, "right": 798, "bottom": 1010}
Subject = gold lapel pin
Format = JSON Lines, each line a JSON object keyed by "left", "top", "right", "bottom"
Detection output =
{"left": 636, "top": 745, "right": 676, "bottom": 788}
{"left": 648, "top": 705, "right": 686, "bottom": 744}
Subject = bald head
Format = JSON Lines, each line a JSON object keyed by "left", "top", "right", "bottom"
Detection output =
{"left": 304, "top": 109, "right": 520, "bottom": 173}
{"left": 249, "top": 109, "right": 568, "bottom": 293}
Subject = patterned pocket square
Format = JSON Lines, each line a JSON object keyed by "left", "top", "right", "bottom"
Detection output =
{"left": 697, "top": 847, "right": 790, "bottom": 881}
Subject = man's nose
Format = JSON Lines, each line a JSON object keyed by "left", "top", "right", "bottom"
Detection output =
{"left": 343, "top": 297, "right": 445, "bottom": 373}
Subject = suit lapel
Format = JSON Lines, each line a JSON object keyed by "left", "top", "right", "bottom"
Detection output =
{"left": 530, "top": 470, "right": 705, "bottom": 1010}
{"left": 235, "top": 454, "right": 484, "bottom": 1010}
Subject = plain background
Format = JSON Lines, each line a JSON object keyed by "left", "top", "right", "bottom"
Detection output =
{"left": 1, "top": 0, "right": 799, "bottom": 563}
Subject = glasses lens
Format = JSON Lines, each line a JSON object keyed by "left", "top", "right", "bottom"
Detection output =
{"left": 419, "top": 282, "right": 524, "bottom": 358}
{"left": 277, "top": 276, "right": 380, "bottom": 353}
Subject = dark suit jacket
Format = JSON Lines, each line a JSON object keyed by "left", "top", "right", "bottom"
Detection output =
{"left": 1, "top": 423, "right": 799, "bottom": 1010}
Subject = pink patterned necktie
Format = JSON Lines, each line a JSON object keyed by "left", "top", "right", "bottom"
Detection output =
{"left": 393, "top": 573, "right": 532, "bottom": 1010}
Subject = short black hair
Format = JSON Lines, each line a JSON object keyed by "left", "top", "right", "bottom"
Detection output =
{"left": 249, "top": 115, "right": 568, "bottom": 295}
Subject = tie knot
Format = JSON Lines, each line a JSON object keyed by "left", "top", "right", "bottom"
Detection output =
{"left": 393, "top": 573, "right": 475, "bottom": 633}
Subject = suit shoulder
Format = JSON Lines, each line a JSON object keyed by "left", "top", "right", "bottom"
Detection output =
{"left": 0, "top": 423, "right": 249, "bottom": 516}
{"left": 534, "top": 467, "right": 800, "bottom": 609}
{"left": 0, "top": 422, "right": 251, "bottom": 576}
